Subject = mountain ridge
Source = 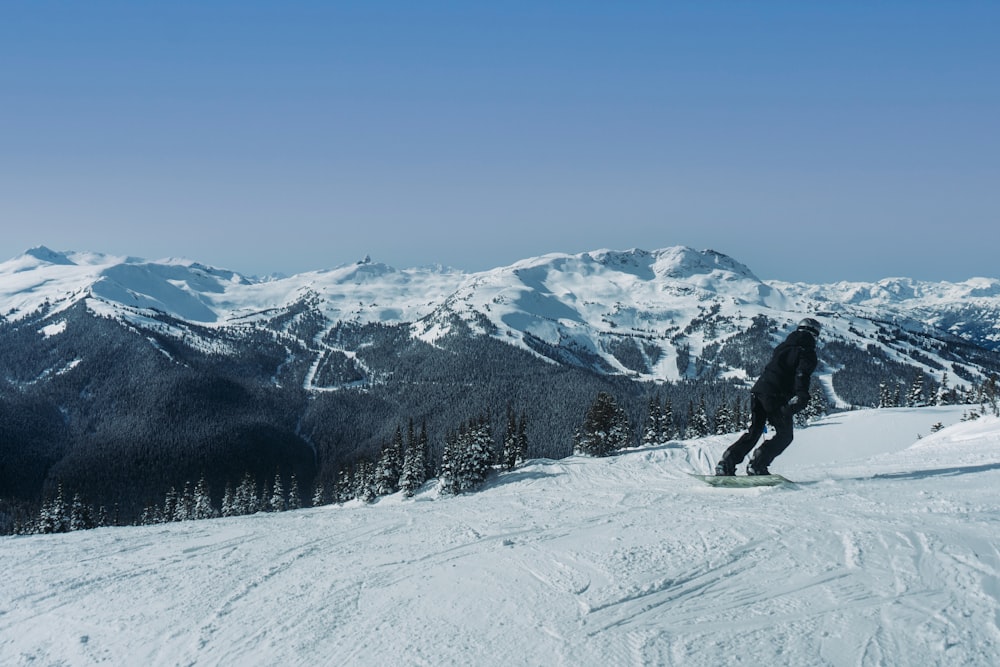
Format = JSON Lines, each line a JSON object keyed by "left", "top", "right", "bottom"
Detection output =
{"left": 4, "top": 243, "right": 1000, "bottom": 388}
{"left": 3, "top": 243, "right": 999, "bottom": 526}
{"left": 6, "top": 244, "right": 999, "bottom": 346}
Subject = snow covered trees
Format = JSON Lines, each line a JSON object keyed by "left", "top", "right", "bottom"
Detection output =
{"left": 330, "top": 414, "right": 527, "bottom": 502}
{"left": 499, "top": 407, "right": 528, "bottom": 471}
{"left": 684, "top": 397, "right": 711, "bottom": 439}
{"left": 400, "top": 421, "right": 429, "bottom": 497}
{"left": 794, "top": 387, "right": 829, "bottom": 427}
{"left": 25, "top": 484, "right": 113, "bottom": 534}
{"left": 575, "top": 392, "right": 633, "bottom": 456}
{"left": 36, "top": 484, "right": 68, "bottom": 534}
{"left": 20, "top": 409, "right": 531, "bottom": 533}
{"left": 641, "top": 395, "right": 676, "bottom": 445}
{"left": 374, "top": 429, "right": 404, "bottom": 497}
{"left": 907, "top": 375, "right": 926, "bottom": 408}
{"left": 713, "top": 403, "right": 736, "bottom": 435}
{"left": 268, "top": 475, "right": 286, "bottom": 513}
{"left": 440, "top": 417, "right": 495, "bottom": 494}
{"left": 193, "top": 476, "right": 214, "bottom": 520}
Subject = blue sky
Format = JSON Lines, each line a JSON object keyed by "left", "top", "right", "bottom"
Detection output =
{"left": 2, "top": 1, "right": 997, "bottom": 282}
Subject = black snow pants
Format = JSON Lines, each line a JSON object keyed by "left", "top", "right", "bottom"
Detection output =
{"left": 720, "top": 393, "right": 794, "bottom": 469}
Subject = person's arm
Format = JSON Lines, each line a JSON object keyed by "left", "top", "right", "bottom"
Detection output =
{"left": 787, "top": 349, "right": 818, "bottom": 414}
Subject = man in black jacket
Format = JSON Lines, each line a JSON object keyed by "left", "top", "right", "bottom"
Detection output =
{"left": 715, "top": 318, "right": 821, "bottom": 476}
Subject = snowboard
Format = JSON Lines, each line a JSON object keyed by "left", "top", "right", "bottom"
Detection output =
{"left": 688, "top": 473, "right": 792, "bottom": 488}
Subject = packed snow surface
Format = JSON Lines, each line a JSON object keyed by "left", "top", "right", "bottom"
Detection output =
{"left": 3, "top": 406, "right": 1000, "bottom": 666}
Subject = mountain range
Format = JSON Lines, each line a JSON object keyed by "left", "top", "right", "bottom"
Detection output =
{"left": 2, "top": 245, "right": 999, "bottom": 525}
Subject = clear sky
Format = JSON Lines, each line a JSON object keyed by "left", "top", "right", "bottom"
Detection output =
{"left": 2, "top": 1, "right": 997, "bottom": 283}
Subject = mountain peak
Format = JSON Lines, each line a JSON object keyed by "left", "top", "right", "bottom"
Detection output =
{"left": 23, "top": 246, "right": 76, "bottom": 266}
{"left": 652, "top": 246, "right": 760, "bottom": 282}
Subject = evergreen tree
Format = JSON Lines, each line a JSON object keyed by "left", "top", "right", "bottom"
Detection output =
{"left": 465, "top": 416, "right": 495, "bottom": 488}
{"left": 984, "top": 374, "right": 999, "bottom": 417}
{"left": 335, "top": 467, "right": 354, "bottom": 503}
{"left": 312, "top": 482, "right": 326, "bottom": 507}
{"left": 175, "top": 482, "right": 194, "bottom": 522}
{"left": 407, "top": 418, "right": 416, "bottom": 463}
{"left": 517, "top": 412, "right": 529, "bottom": 463}
{"left": 400, "top": 432, "right": 427, "bottom": 498}
{"left": 193, "top": 476, "right": 214, "bottom": 520}
{"left": 714, "top": 403, "right": 735, "bottom": 435}
{"left": 287, "top": 474, "right": 301, "bottom": 510}
{"left": 269, "top": 473, "right": 286, "bottom": 512}
{"left": 439, "top": 416, "right": 495, "bottom": 494}
{"left": 575, "top": 392, "right": 631, "bottom": 457}
{"left": 374, "top": 429, "right": 403, "bottom": 496}
{"left": 679, "top": 401, "right": 691, "bottom": 438}
{"left": 234, "top": 473, "right": 259, "bottom": 515}
{"left": 354, "top": 460, "right": 377, "bottom": 503}
{"left": 936, "top": 372, "right": 951, "bottom": 405}
{"left": 69, "top": 493, "right": 94, "bottom": 531}
{"left": 731, "top": 397, "right": 746, "bottom": 432}
{"left": 687, "top": 397, "right": 711, "bottom": 438}
{"left": 139, "top": 505, "right": 158, "bottom": 526}
{"left": 907, "top": 375, "right": 926, "bottom": 408}
{"left": 499, "top": 405, "right": 521, "bottom": 470}
{"left": 36, "top": 484, "right": 68, "bottom": 534}
{"left": 221, "top": 483, "right": 236, "bottom": 517}
{"left": 660, "top": 399, "right": 675, "bottom": 441}
{"left": 438, "top": 430, "right": 460, "bottom": 495}
{"left": 163, "top": 486, "right": 179, "bottom": 522}
{"left": 419, "top": 420, "right": 434, "bottom": 481}
{"left": 811, "top": 387, "right": 829, "bottom": 421}
{"left": 642, "top": 395, "right": 663, "bottom": 445}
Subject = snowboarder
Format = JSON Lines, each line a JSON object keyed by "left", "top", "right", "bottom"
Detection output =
{"left": 715, "top": 318, "right": 821, "bottom": 476}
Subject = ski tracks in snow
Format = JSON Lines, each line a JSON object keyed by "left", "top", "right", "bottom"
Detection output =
{"left": 3, "top": 409, "right": 1000, "bottom": 666}
{"left": 558, "top": 474, "right": 1000, "bottom": 666}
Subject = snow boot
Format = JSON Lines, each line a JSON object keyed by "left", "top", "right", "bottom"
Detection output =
{"left": 714, "top": 459, "right": 736, "bottom": 476}
{"left": 746, "top": 459, "right": 770, "bottom": 476}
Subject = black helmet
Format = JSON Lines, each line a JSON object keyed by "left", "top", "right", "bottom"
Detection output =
{"left": 797, "top": 317, "right": 822, "bottom": 338}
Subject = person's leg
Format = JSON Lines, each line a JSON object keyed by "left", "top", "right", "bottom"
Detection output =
{"left": 717, "top": 395, "right": 766, "bottom": 473}
{"left": 749, "top": 403, "right": 794, "bottom": 471}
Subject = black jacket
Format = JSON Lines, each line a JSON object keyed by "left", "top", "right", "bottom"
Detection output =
{"left": 752, "top": 329, "right": 818, "bottom": 406}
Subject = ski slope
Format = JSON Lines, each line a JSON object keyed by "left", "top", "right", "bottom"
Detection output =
{"left": 3, "top": 406, "right": 999, "bottom": 666}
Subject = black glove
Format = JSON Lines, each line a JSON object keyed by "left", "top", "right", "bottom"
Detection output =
{"left": 784, "top": 393, "right": 809, "bottom": 417}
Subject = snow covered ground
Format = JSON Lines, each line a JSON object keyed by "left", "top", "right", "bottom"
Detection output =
{"left": 3, "top": 405, "right": 999, "bottom": 666}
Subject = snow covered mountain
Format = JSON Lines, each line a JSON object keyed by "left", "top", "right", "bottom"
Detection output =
{"left": 2, "top": 244, "right": 999, "bottom": 528}
{"left": 4, "top": 244, "right": 999, "bottom": 383}
{"left": 3, "top": 406, "right": 999, "bottom": 666}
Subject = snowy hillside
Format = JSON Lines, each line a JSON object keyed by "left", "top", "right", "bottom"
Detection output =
{"left": 3, "top": 405, "right": 999, "bottom": 666}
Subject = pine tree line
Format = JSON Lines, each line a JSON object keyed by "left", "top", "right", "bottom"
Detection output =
{"left": 958, "top": 373, "right": 1000, "bottom": 420}
{"left": 14, "top": 373, "right": 997, "bottom": 536}
{"left": 876, "top": 371, "right": 991, "bottom": 409}
{"left": 21, "top": 483, "right": 121, "bottom": 535}
{"left": 19, "top": 472, "right": 290, "bottom": 534}
{"left": 26, "top": 484, "right": 118, "bottom": 534}
{"left": 17, "top": 408, "right": 534, "bottom": 535}
{"left": 327, "top": 410, "right": 529, "bottom": 504}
